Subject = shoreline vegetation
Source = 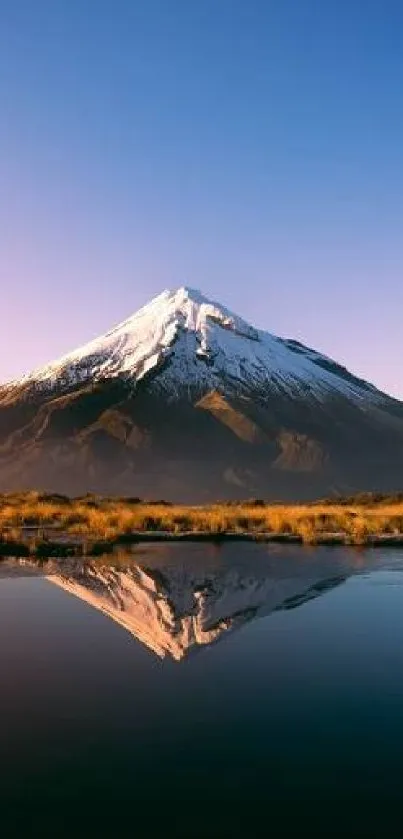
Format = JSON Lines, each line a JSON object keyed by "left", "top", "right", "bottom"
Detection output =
{"left": 2, "top": 491, "right": 403, "bottom": 557}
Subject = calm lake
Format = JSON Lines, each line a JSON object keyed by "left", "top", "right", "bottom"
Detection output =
{"left": 2, "top": 543, "right": 403, "bottom": 837}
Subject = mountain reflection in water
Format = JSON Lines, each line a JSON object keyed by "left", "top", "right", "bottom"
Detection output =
{"left": 4, "top": 542, "right": 398, "bottom": 661}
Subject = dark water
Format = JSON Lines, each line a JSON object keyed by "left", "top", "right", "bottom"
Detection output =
{"left": 2, "top": 544, "right": 403, "bottom": 837}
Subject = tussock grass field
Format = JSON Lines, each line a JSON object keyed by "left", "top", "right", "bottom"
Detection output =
{"left": 1, "top": 491, "right": 403, "bottom": 555}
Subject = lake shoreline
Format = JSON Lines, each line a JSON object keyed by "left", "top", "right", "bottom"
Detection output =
{"left": 2, "top": 492, "right": 403, "bottom": 556}
{"left": 2, "top": 529, "right": 403, "bottom": 558}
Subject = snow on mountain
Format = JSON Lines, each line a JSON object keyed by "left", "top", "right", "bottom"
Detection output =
{"left": 13, "top": 286, "right": 381, "bottom": 405}
{"left": 45, "top": 558, "right": 345, "bottom": 661}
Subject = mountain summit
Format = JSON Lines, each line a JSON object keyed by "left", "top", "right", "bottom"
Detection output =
{"left": 13, "top": 286, "right": 381, "bottom": 404}
{"left": 1, "top": 286, "right": 402, "bottom": 499}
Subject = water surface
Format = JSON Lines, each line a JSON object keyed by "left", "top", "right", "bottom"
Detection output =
{"left": 2, "top": 543, "right": 403, "bottom": 837}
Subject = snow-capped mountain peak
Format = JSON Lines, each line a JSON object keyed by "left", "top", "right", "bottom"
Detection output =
{"left": 1, "top": 285, "right": 402, "bottom": 502}
{"left": 14, "top": 285, "right": 381, "bottom": 405}
{"left": 45, "top": 557, "right": 347, "bottom": 661}
{"left": 17, "top": 286, "right": 255, "bottom": 387}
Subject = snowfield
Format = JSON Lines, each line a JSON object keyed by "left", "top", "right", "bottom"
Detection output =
{"left": 13, "top": 286, "right": 381, "bottom": 406}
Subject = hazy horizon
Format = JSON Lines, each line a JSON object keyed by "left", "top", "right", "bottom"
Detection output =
{"left": 1, "top": 1, "right": 402, "bottom": 397}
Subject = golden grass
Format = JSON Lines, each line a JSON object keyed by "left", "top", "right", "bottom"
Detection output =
{"left": 1, "top": 491, "right": 403, "bottom": 546}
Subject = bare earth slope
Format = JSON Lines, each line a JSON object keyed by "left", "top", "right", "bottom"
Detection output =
{"left": 1, "top": 286, "right": 402, "bottom": 500}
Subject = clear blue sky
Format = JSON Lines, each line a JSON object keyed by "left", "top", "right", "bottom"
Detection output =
{"left": 1, "top": 0, "right": 402, "bottom": 395}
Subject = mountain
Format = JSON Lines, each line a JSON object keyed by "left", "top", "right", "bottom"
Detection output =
{"left": 1, "top": 285, "right": 402, "bottom": 499}
{"left": 45, "top": 556, "right": 346, "bottom": 661}
{"left": 3, "top": 543, "right": 398, "bottom": 660}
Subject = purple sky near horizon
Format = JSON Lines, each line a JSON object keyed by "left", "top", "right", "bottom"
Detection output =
{"left": 1, "top": 1, "right": 402, "bottom": 396}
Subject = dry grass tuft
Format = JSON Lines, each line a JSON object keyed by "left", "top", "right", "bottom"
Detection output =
{"left": 1, "top": 492, "right": 403, "bottom": 548}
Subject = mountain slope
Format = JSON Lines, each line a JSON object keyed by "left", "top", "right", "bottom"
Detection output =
{"left": 0, "top": 286, "right": 402, "bottom": 499}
